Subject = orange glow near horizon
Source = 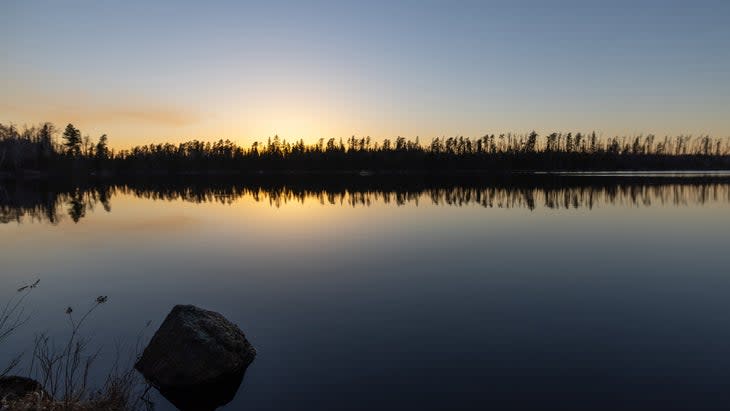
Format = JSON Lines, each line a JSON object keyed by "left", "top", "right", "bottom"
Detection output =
{"left": 3, "top": 2, "right": 730, "bottom": 149}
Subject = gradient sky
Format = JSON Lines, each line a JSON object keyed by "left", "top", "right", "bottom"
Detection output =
{"left": 2, "top": 0, "right": 729, "bottom": 148}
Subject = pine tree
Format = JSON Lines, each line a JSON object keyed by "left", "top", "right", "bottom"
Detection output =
{"left": 62, "top": 123, "right": 81, "bottom": 156}
{"left": 96, "top": 134, "right": 109, "bottom": 159}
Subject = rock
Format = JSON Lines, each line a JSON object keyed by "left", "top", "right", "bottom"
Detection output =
{"left": 0, "top": 376, "right": 49, "bottom": 403}
{"left": 135, "top": 305, "right": 256, "bottom": 390}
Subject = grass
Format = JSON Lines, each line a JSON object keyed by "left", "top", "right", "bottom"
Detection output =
{"left": 1, "top": 283, "right": 152, "bottom": 411}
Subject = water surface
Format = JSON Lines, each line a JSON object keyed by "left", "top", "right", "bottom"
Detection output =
{"left": 1, "top": 175, "right": 729, "bottom": 410}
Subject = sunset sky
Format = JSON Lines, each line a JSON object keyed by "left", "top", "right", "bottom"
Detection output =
{"left": 3, "top": 0, "right": 729, "bottom": 148}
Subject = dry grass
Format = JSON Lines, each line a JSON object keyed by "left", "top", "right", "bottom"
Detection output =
{"left": 2, "top": 286, "right": 153, "bottom": 411}
{"left": 1, "top": 280, "right": 40, "bottom": 378}
{"left": 2, "top": 373, "right": 151, "bottom": 410}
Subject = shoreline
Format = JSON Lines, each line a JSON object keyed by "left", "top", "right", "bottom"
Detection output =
{"left": 3, "top": 168, "right": 730, "bottom": 181}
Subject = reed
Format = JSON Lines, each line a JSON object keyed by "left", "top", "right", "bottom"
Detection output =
{"left": 1, "top": 286, "right": 152, "bottom": 411}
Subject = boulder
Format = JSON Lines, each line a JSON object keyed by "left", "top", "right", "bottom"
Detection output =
{"left": 135, "top": 305, "right": 256, "bottom": 390}
{"left": 0, "top": 376, "right": 49, "bottom": 403}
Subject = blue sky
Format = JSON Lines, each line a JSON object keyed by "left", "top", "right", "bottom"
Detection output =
{"left": 2, "top": 0, "right": 729, "bottom": 146}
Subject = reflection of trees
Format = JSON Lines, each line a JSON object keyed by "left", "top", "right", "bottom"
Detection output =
{"left": 1, "top": 177, "right": 729, "bottom": 224}
{"left": 118, "top": 179, "right": 730, "bottom": 211}
{"left": 67, "top": 189, "right": 86, "bottom": 223}
{"left": 0, "top": 183, "right": 115, "bottom": 225}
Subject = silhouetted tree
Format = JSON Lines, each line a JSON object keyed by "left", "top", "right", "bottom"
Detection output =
{"left": 96, "top": 134, "right": 109, "bottom": 159}
{"left": 525, "top": 131, "right": 538, "bottom": 153}
{"left": 62, "top": 124, "right": 82, "bottom": 156}
{"left": 2, "top": 120, "right": 730, "bottom": 176}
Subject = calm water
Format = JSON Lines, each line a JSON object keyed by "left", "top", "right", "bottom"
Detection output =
{"left": 2, "top": 175, "right": 730, "bottom": 410}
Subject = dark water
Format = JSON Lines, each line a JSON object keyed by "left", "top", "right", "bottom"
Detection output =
{"left": 2, "top": 174, "right": 730, "bottom": 410}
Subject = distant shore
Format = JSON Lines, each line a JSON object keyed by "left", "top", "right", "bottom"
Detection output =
{"left": 3, "top": 122, "right": 729, "bottom": 180}
{"left": 3, "top": 168, "right": 730, "bottom": 183}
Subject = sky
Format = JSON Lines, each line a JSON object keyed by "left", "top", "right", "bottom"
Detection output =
{"left": 2, "top": 0, "right": 730, "bottom": 148}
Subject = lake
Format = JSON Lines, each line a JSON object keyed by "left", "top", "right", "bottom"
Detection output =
{"left": 2, "top": 174, "right": 730, "bottom": 410}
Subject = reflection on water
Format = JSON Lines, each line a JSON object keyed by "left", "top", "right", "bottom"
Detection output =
{"left": 157, "top": 369, "right": 246, "bottom": 411}
{"left": 2, "top": 174, "right": 730, "bottom": 411}
{"left": 2, "top": 175, "right": 729, "bottom": 224}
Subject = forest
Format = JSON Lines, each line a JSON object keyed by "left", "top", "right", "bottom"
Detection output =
{"left": 1, "top": 122, "right": 729, "bottom": 177}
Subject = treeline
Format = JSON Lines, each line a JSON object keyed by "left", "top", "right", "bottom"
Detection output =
{"left": 0, "top": 123, "right": 109, "bottom": 176}
{"left": 2, "top": 122, "right": 729, "bottom": 176}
